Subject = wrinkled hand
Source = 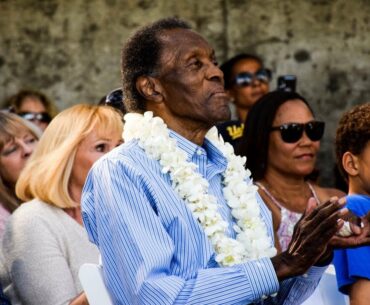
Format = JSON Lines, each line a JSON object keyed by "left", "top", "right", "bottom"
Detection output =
{"left": 330, "top": 210, "right": 370, "bottom": 248}
{"left": 271, "top": 197, "right": 346, "bottom": 280}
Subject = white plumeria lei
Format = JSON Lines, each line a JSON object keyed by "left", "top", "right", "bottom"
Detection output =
{"left": 123, "top": 111, "right": 277, "bottom": 266}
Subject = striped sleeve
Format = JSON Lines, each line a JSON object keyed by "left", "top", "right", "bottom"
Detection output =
{"left": 265, "top": 266, "right": 326, "bottom": 304}
{"left": 82, "top": 157, "right": 282, "bottom": 305}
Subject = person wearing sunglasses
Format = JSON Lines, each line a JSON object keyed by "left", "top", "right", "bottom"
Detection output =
{"left": 217, "top": 53, "right": 271, "bottom": 147}
{"left": 3, "top": 89, "right": 58, "bottom": 131}
{"left": 237, "top": 90, "right": 345, "bottom": 253}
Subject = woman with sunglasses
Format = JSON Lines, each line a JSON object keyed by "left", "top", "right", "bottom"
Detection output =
{"left": 237, "top": 90, "right": 344, "bottom": 253}
{"left": 4, "top": 89, "right": 58, "bottom": 131}
{"left": 217, "top": 53, "right": 271, "bottom": 147}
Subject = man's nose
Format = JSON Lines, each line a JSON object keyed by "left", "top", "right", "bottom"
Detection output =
{"left": 207, "top": 61, "right": 224, "bottom": 83}
{"left": 206, "top": 60, "right": 224, "bottom": 83}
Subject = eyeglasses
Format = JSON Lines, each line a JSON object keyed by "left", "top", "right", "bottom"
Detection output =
{"left": 270, "top": 121, "right": 325, "bottom": 143}
{"left": 18, "top": 112, "right": 52, "bottom": 123}
{"left": 232, "top": 68, "right": 272, "bottom": 87}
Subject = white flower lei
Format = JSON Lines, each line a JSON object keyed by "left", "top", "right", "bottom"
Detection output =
{"left": 123, "top": 111, "right": 277, "bottom": 266}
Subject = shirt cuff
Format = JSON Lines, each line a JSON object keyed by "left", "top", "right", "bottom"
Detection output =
{"left": 240, "top": 257, "right": 279, "bottom": 301}
{"left": 301, "top": 265, "right": 327, "bottom": 281}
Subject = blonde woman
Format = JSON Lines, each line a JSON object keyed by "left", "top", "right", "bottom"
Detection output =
{"left": 0, "top": 112, "right": 40, "bottom": 237}
{"left": 1, "top": 104, "right": 123, "bottom": 305}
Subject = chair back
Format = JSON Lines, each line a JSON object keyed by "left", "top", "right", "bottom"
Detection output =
{"left": 79, "top": 263, "right": 114, "bottom": 305}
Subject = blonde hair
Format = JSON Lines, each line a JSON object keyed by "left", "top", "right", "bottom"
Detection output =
{"left": 0, "top": 112, "right": 41, "bottom": 212}
{"left": 16, "top": 104, "right": 123, "bottom": 208}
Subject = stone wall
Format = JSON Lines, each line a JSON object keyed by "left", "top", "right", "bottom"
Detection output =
{"left": 1, "top": 0, "right": 370, "bottom": 186}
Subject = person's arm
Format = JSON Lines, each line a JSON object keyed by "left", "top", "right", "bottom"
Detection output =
{"left": 69, "top": 292, "right": 89, "bottom": 305}
{"left": 82, "top": 158, "right": 359, "bottom": 305}
{"left": 349, "top": 279, "right": 370, "bottom": 305}
{"left": 256, "top": 197, "right": 341, "bottom": 304}
{"left": 272, "top": 197, "right": 344, "bottom": 280}
{"left": 264, "top": 197, "right": 370, "bottom": 305}
{"left": 3, "top": 206, "right": 82, "bottom": 305}
{"left": 82, "top": 158, "right": 281, "bottom": 305}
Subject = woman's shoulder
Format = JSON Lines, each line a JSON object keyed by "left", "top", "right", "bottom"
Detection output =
{"left": 6, "top": 199, "right": 65, "bottom": 234}
{"left": 2, "top": 200, "right": 82, "bottom": 252}
{"left": 311, "top": 183, "right": 346, "bottom": 203}
{"left": 0, "top": 204, "right": 11, "bottom": 220}
{"left": 11, "top": 199, "right": 59, "bottom": 218}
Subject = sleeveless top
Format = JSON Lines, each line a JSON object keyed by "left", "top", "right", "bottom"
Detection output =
{"left": 256, "top": 182, "right": 320, "bottom": 251}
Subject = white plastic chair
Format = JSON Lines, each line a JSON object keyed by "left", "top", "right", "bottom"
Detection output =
{"left": 79, "top": 263, "right": 114, "bottom": 305}
{"left": 302, "top": 264, "right": 349, "bottom": 305}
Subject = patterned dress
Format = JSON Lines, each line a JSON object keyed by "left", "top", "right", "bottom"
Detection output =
{"left": 256, "top": 182, "right": 320, "bottom": 251}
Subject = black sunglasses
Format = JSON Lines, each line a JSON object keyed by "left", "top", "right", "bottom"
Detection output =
{"left": 18, "top": 112, "right": 52, "bottom": 123}
{"left": 270, "top": 121, "right": 325, "bottom": 143}
{"left": 232, "top": 68, "right": 272, "bottom": 87}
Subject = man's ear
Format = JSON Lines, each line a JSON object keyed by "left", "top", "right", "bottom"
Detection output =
{"left": 136, "top": 76, "right": 164, "bottom": 103}
{"left": 342, "top": 151, "right": 359, "bottom": 177}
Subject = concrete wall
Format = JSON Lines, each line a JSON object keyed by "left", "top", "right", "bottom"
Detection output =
{"left": 1, "top": 0, "right": 370, "bottom": 186}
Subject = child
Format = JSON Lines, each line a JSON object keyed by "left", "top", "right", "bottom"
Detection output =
{"left": 333, "top": 103, "right": 370, "bottom": 305}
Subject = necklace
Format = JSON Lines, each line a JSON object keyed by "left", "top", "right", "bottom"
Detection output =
{"left": 123, "top": 111, "right": 276, "bottom": 266}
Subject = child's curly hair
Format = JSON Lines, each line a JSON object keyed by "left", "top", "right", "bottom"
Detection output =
{"left": 336, "top": 103, "right": 370, "bottom": 180}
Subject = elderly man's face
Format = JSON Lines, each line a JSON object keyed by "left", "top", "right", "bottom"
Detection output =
{"left": 156, "top": 29, "right": 230, "bottom": 130}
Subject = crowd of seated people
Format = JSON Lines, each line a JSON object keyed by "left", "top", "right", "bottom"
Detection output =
{"left": 0, "top": 23, "right": 368, "bottom": 305}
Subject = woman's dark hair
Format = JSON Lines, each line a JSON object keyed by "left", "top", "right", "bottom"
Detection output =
{"left": 121, "top": 17, "right": 191, "bottom": 112}
{"left": 220, "top": 53, "right": 264, "bottom": 89}
{"left": 236, "top": 90, "right": 314, "bottom": 181}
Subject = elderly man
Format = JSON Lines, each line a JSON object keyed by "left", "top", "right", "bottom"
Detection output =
{"left": 82, "top": 18, "right": 369, "bottom": 305}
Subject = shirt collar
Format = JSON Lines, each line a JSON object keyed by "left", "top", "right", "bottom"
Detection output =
{"left": 169, "top": 129, "right": 228, "bottom": 171}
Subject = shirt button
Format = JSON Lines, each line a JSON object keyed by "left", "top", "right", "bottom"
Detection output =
{"left": 302, "top": 273, "right": 308, "bottom": 278}
{"left": 270, "top": 293, "right": 278, "bottom": 297}
{"left": 196, "top": 149, "right": 202, "bottom": 155}
{"left": 261, "top": 295, "right": 268, "bottom": 300}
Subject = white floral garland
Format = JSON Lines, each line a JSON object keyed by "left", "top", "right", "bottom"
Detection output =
{"left": 123, "top": 111, "right": 277, "bottom": 266}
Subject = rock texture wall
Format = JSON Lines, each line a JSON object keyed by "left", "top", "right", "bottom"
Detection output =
{"left": 1, "top": 0, "right": 370, "bottom": 186}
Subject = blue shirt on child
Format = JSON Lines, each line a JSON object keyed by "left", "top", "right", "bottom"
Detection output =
{"left": 333, "top": 194, "right": 370, "bottom": 294}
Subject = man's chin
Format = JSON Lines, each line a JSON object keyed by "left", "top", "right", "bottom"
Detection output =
{"left": 214, "top": 106, "right": 231, "bottom": 124}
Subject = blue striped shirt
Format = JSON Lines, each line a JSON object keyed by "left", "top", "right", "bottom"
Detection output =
{"left": 82, "top": 130, "right": 325, "bottom": 305}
